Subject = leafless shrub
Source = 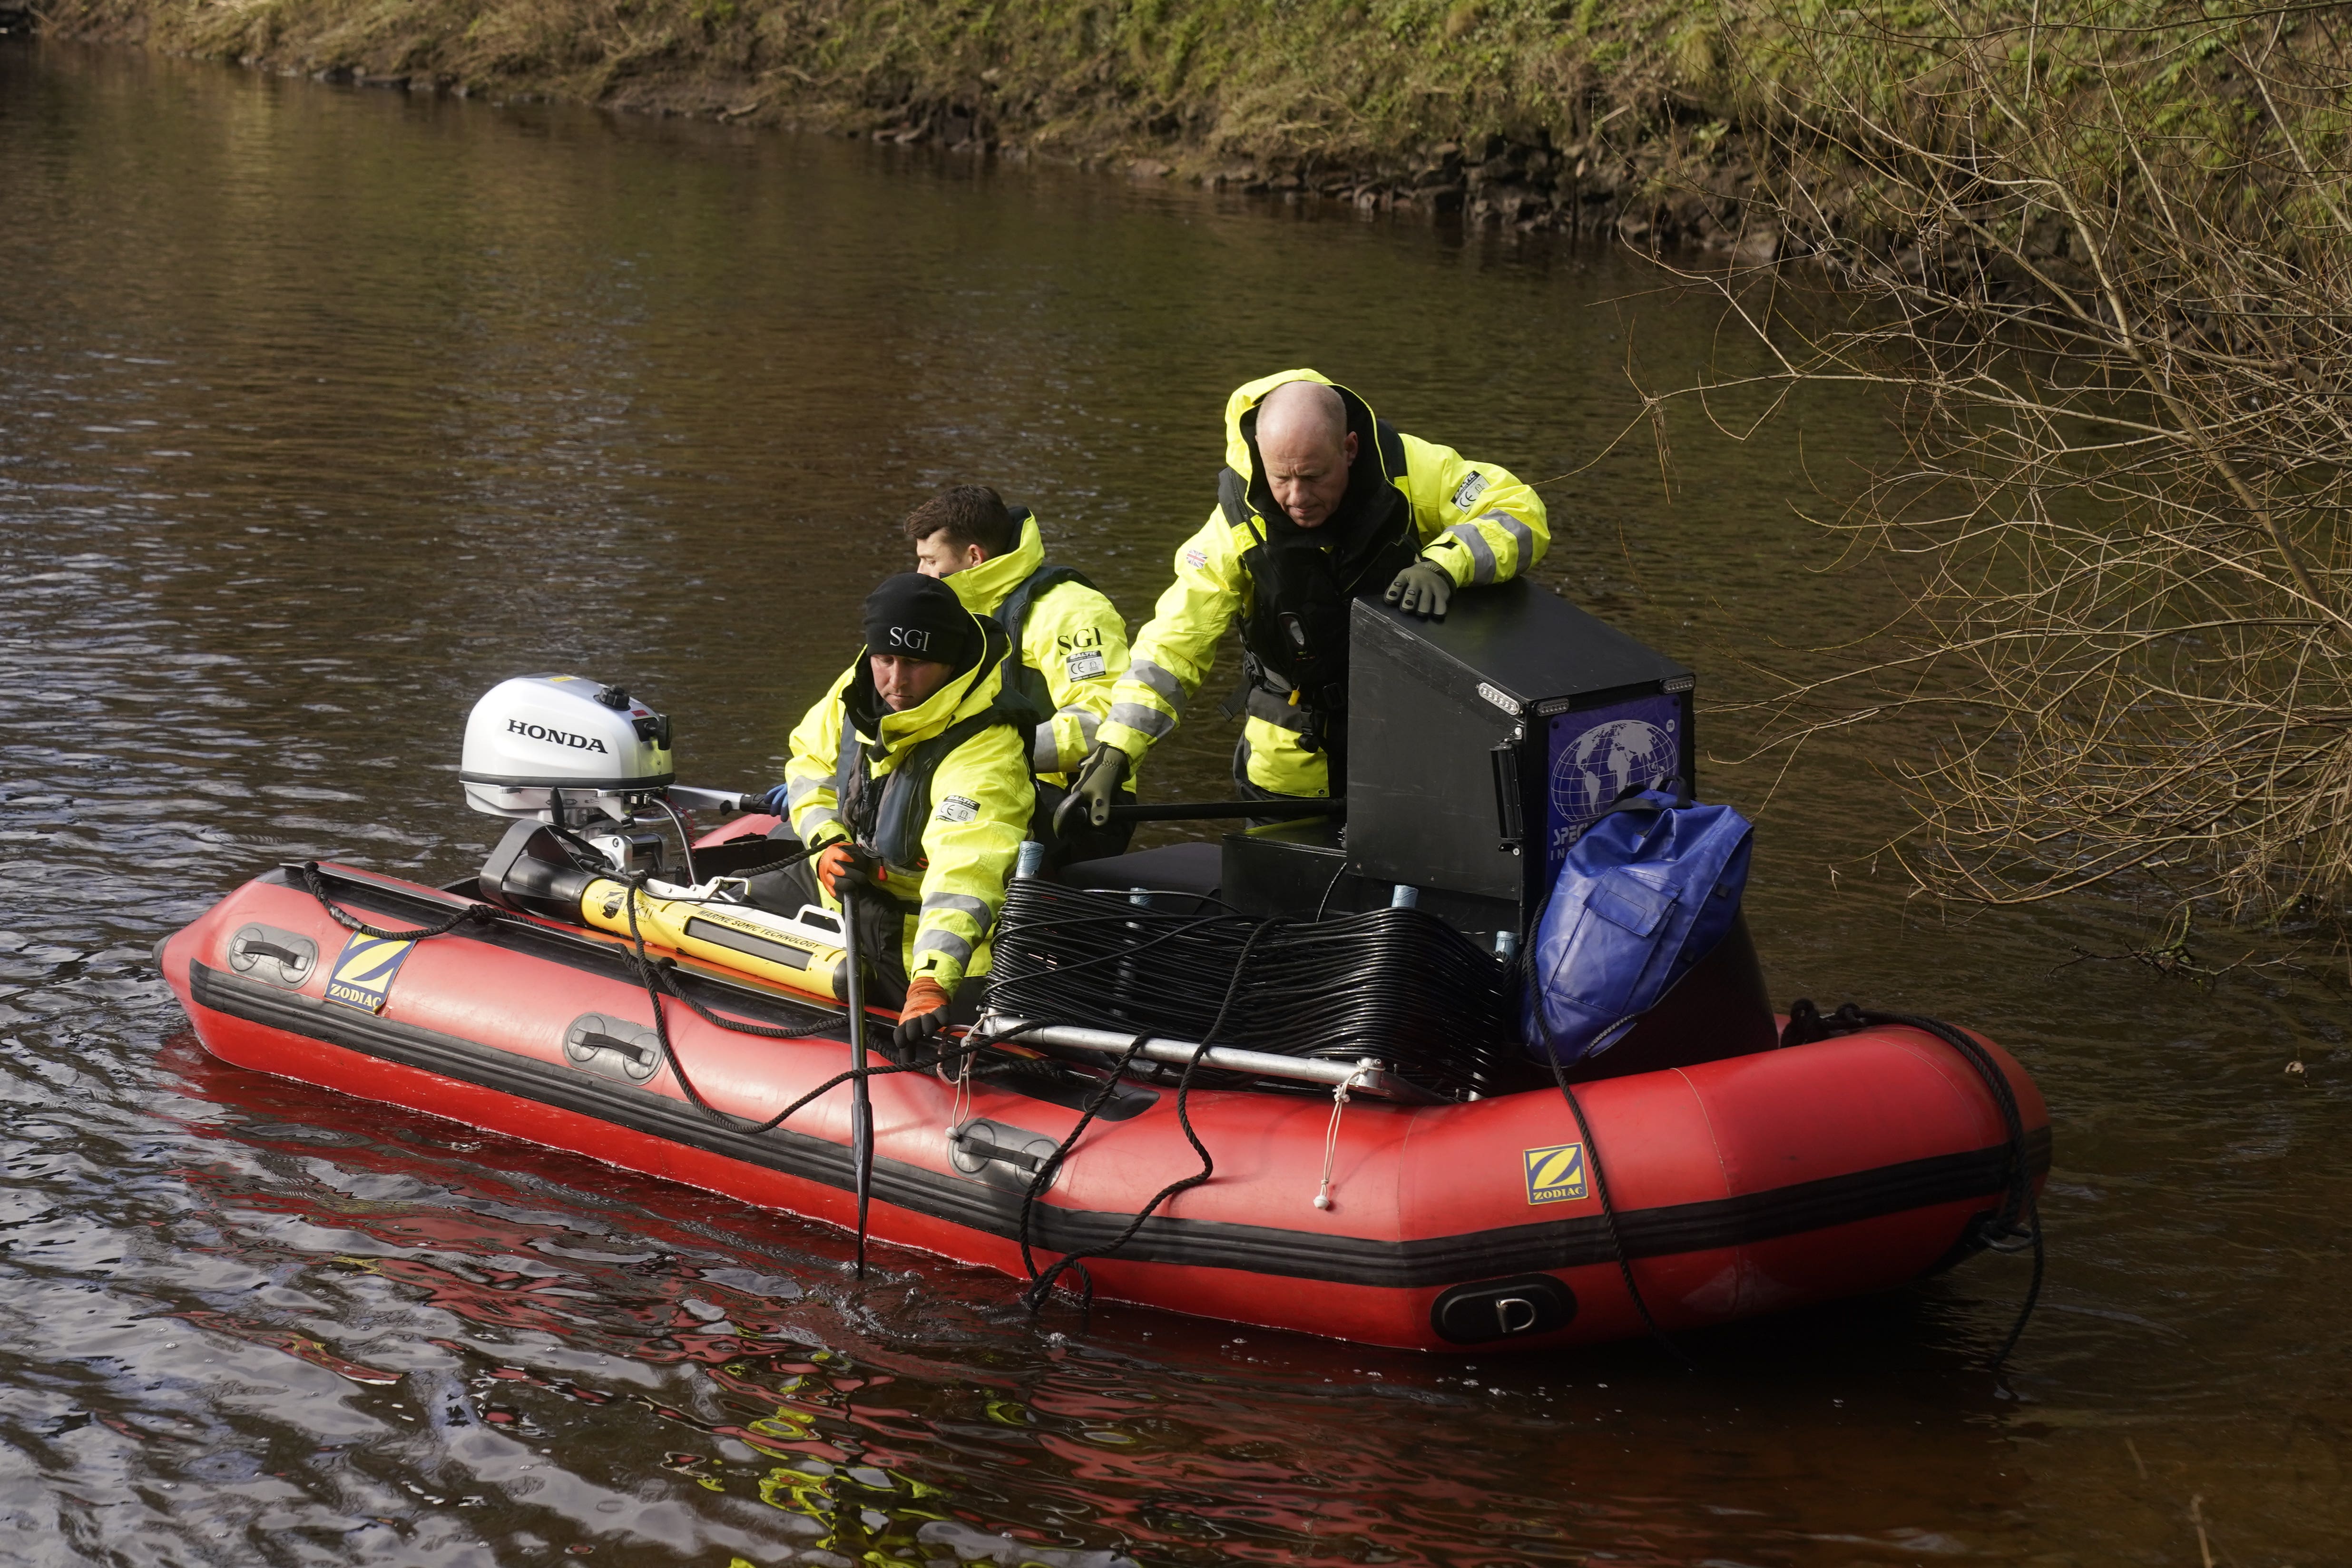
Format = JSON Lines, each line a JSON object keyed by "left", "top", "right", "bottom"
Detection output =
{"left": 1644, "top": 0, "right": 2352, "bottom": 928}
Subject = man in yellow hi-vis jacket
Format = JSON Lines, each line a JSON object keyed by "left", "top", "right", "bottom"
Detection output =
{"left": 758, "top": 573, "right": 1035, "bottom": 1046}
{"left": 1060, "top": 370, "right": 1549, "bottom": 816}
{"left": 905, "top": 485, "right": 1137, "bottom": 864}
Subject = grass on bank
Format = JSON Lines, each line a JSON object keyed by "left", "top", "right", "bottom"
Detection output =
{"left": 34, "top": 0, "right": 1724, "bottom": 167}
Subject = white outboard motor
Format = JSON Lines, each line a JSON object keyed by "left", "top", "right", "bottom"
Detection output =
{"left": 461, "top": 675, "right": 676, "bottom": 829}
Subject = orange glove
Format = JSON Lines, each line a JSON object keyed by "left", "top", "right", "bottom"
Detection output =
{"left": 895, "top": 977, "right": 953, "bottom": 1049}
{"left": 815, "top": 842, "right": 885, "bottom": 898}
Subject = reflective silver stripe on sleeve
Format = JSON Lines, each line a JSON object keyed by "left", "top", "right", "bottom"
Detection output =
{"left": 1036, "top": 706, "right": 1098, "bottom": 770}
{"left": 1442, "top": 523, "right": 1499, "bottom": 585}
{"left": 1126, "top": 659, "right": 1186, "bottom": 706}
{"left": 1107, "top": 701, "right": 1176, "bottom": 740}
{"left": 1489, "top": 510, "right": 1537, "bottom": 568}
{"left": 911, "top": 928, "right": 975, "bottom": 967}
{"left": 784, "top": 774, "right": 825, "bottom": 808}
{"left": 795, "top": 805, "right": 843, "bottom": 836}
{"left": 920, "top": 891, "right": 996, "bottom": 938}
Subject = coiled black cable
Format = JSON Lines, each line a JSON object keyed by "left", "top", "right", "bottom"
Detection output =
{"left": 985, "top": 880, "right": 1519, "bottom": 1098}
{"left": 1544, "top": 1050, "right": 1694, "bottom": 1369}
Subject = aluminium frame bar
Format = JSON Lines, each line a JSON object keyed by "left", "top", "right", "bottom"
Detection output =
{"left": 975, "top": 1013, "right": 1444, "bottom": 1105}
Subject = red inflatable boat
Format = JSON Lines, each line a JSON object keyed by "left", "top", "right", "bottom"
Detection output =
{"left": 157, "top": 851, "right": 2048, "bottom": 1353}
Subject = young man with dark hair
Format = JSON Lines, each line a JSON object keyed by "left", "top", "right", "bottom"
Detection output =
{"left": 905, "top": 485, "right": 1022, "bottom": 569}
{"left": 904, "top": 485, "right": 1137, "bottom": 864}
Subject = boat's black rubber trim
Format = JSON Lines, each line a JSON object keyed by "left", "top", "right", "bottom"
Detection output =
{"left": 188, "top": 960, "right": 2049, "bottom": 1289}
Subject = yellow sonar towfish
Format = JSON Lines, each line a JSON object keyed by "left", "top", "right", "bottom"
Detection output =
{"left": 578, "top": 879, "right": 850, "bottom": 1003}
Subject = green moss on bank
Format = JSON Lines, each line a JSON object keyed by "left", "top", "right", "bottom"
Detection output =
{"left": 32, "top": 0, "right": 2349, "bottom": 253}
{"left": 36, "top": 0, "right": 1750, "bottom": 222}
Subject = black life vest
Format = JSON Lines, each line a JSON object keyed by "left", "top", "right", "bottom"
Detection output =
{"left": 989, "top": 529, "right": 1096, "bottom": 731}
{"left": 833, "top": 625, "right": 1031, "bottom": 894}
{"left": 1218, "top": 415, "right": 1418, "bottom": 757}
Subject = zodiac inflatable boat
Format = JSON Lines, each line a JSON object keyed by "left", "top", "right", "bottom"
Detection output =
{"left": 156, "top": 852, "right": 2048, "bottom": 1352}
{"left": 155, "top": 638, "right": 2050, "bottom": 1354}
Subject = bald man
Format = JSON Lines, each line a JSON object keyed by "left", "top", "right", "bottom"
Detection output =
{"left": 1062, "top": 369, "right": 1550, "bottom": 816}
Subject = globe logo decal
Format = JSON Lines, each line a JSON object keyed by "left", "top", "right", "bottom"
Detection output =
{"left": 1549, "top": 717, "right": 1677, "bottom": 845}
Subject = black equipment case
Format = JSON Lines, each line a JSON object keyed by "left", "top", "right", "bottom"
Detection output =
{"left": 1342, "top": 580, "right": 1695, "bottom": 937}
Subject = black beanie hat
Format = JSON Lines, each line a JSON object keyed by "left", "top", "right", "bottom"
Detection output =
{"left": 862, "top": 572, "right": 978, "bottom": 667}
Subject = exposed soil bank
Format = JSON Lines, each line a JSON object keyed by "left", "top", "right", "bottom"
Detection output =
{"left": 29, "top": 0, "right": 1785, "bottom": 255}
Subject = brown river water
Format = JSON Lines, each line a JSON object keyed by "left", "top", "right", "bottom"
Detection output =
{"left": 3, "top": 38, "right": 2347, "bottom": 1568}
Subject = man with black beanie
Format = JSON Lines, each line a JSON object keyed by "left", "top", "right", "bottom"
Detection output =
{"left": 756, "top": 572, "right": 1035, "bottom": 1047}
{"left": 859, "top": 569, "right": 982, "bottom": 677}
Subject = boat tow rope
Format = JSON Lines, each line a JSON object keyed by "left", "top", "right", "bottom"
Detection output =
{"left": 297, "top": 855, "right": 990, "bottom": 1138}
{"left": 1782, "top": 999, "right": 2046, "bottom": 1375}
{"left": 1545, "top": 1054, "right": 1694, "bottom": 1370}
{"left": 1002, "top": 919, "right": 1281, "bottom": 1313}
{"left": 300, "top": 862, "right": 509, "bottom": 941}
{"left": 297, "top": 828, "right": 823, "bottom": 942}
{"left": 1313, "top": 1066, "right": 1369, "bottom": 1212}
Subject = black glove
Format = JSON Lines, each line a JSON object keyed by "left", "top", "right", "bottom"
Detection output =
{"left": 1384, "top": 559, "right": 1455, "bottom": 619}
{"left": 758, "top": 783, "right": 794, "bottom": 816}
{"left": 1056, "top": 745, "right": 1131, "bottom": 833}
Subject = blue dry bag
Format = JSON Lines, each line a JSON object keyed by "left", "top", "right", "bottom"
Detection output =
{"left": 1520, "top": 784, "right": 1754, "bottom": 1067}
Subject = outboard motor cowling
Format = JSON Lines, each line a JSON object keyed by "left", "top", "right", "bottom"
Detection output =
{"left": 460, "top": 675, "right": 675, "bottom": 827}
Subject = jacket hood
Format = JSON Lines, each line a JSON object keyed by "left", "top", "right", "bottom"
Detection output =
{"left": 1222, "top": 368, "right": 1398, "bottom": 554}
{"left": 942, "top": 511, "right": 1045, "bottom": 616}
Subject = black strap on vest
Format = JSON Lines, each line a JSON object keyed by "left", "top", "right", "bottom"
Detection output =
{"left": 992, "top": 556, "right": 1095, "bottom": 727}
{"left": 1218, "top": 419, "right": 1417, "bottom": 762}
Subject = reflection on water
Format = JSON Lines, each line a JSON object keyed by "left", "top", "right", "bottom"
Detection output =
{"left": 3, "top": 36, "right": 2349, "bottom": 1568}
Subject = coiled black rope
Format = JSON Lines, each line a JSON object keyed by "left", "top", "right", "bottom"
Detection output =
{"left": 301, "top": 862, "right": 506, "bottom": 941}
{"left": 1782, "top": 999, "right": 2046, "bottom": 1373}
{"left": 1009, "top": 919, "right": 1283, "bottom": 1312}
{"left": 987, "top": 880, "right": 1518, "bottom": 1098}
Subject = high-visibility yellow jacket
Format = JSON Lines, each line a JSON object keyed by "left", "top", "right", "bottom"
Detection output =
{"left": 1098, "top": 369, "right": 1549, "bottom": 798}
{"left": 938, "top": 510, "right": 1131, "bottom": 788}
{"left": 781, "top": 618, "right": 1035, "bottom": 990}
